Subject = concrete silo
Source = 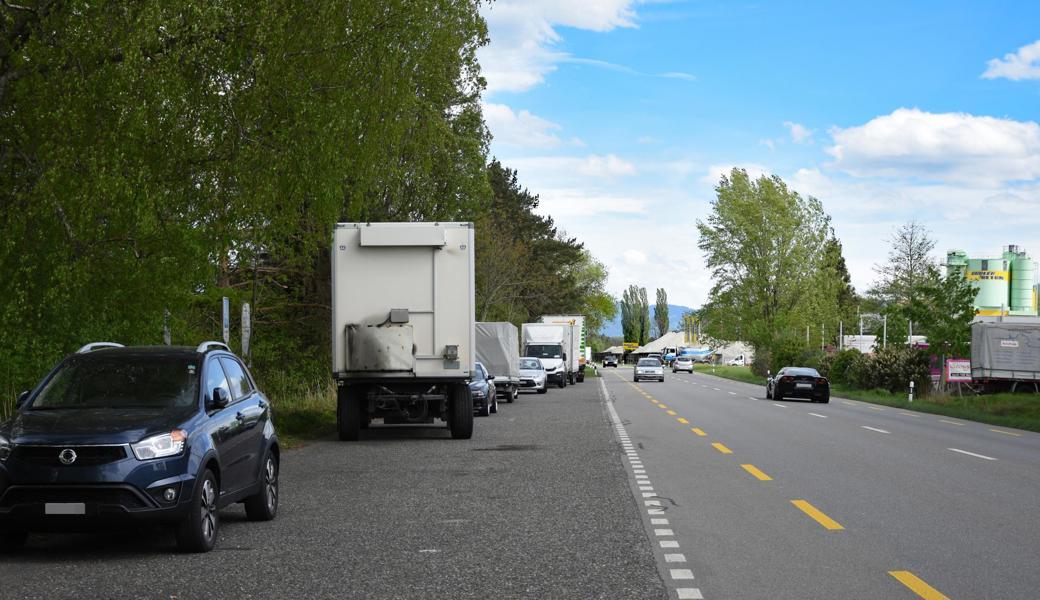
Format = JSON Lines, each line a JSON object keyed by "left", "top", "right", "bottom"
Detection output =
{"left": 1008, "top": 246, "right": 1037, "bottom": 315}
{"left": 950, "top": 245, "right": 1040, "bottom": 317}
{"left": 965, "top": 255, "right": 1010, "bottom": 316}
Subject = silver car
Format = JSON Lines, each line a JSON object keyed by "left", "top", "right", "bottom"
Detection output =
{"left": 672, "top": 356, "right": 694, "bottom": 373}
{"left": 634, "top": 358, "right": 664, "bottom": 382}
{"left": 518, "top": 357, "right": 548, "bottom": 394}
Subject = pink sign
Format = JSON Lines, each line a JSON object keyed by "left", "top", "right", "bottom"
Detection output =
{"left": 946, "top": 359, "right": 972, "bottom": 383}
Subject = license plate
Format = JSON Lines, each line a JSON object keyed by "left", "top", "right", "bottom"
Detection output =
{"left": 796, "top": 383, "right": 812, "bottom": 389}
{"left": 45, "top": 502, "right": 85, "bottom": 515}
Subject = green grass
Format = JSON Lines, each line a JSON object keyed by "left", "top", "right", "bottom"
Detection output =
{"left": 692, "top": 365, "right": 1040, "bottom": 433}
{"left": 262, "top": 373, "right": 337, "bottom": 448}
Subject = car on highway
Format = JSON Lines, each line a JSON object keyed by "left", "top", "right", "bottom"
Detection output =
{"left": 518, "top": 357, "right": 548, "bottom": 394}
{"left": 603, "top": 355, "right": 618, "bottom": 368}
{"left": 634, "top": 358, "right": 664, "bottom": 382}
{"left": 672, "top": 356, "right": 695, "bottom": 373}
{"left": 471, "top": 361, "right": 498, "bottom": 416}
{"left": 766, "top": 367, "right": 830, "bottom": 403}
{"left": 0, "top": 342, "right": 279, "bottom": 553}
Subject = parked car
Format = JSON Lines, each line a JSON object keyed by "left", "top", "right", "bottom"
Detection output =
{"left": 518, "top": 357, "right": 548, "bottom": 394}
{"left": 646, "top": 353, "right": 663, "bottom": 362}
{"left": 672, "top": 356, "right": 695, "bottom": 373}
{"left": 603, "top": 355, "right": 618, "bottom": 368}
{"left": 634, "top": 358, "right": 664, "bottom": 382}
{"left": 726, "top": 354, "right": 748, "bottom": 366}
{"left": 0, "top": 341, "right": 279, "bottom": 553}
{"left": 766, "top": 367, "right": 830, "bottom": 403}
{"left": 471, "top": 362, "right": 498, "bottom": 416}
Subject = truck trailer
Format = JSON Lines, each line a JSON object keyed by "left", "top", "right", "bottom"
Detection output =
{"left": 475, "top": 322, "right": 520, "bottom": 403}
{"left": 521, "top": 323, "right": 569, "bottom": 388}
{"left": 539, "top": 315, "right": 586, "bottom": 383}
{"left": 331, "top": 222, "right": 475, "bottom": 440}
{"left": 971, "top": 321, "right": 1040, "bottom": 391}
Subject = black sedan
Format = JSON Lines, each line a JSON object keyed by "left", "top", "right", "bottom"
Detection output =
{"left": 766, "top": 367, "right": 830, "bottom": 403}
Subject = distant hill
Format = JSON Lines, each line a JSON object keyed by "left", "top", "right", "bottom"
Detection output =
{"left": 599, "top": 303, "right": 695, "bottom": 338}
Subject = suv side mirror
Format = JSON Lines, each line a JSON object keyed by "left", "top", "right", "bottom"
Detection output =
{"left": 16, "top": 390, "right": 30, "bottom": 409}
{"left": 486, "top": 372, "right": 494, "bottom": 381}
{"left": 211, "top": 387, "right": 231, "bottom": 410}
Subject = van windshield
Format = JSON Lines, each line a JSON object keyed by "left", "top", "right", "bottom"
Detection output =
{"left": 525, "top": 345, "right": 562, "bottom": 359}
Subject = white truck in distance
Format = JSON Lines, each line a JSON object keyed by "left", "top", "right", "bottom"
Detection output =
{"left": 539, "top": 315, "right": 586, "bottom": 383}
{"left": 521, "top": 323, "right": 569, "bottom": 388}
{"left": 331, "top": 222, "right": 475, "bottom": 441}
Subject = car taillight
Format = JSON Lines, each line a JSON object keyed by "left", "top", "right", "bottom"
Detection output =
{"left": 780, "top": 376, "right": 792, "bottom": 382}
{"left": 815, "top": 378, "right": 827, "bottom": 384}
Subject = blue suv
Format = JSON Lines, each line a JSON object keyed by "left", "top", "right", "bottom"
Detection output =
{"left": 0, "top": 341, "right": 279, "bottom": 553}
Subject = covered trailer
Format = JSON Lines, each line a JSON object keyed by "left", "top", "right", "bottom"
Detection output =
{"left": 331, "top": 222, "right": 475, "bottom": 440}
{"left": 521, "top": 323, "right": 568, "bottom": 388}
{"left": 476, "top": 322, "right": 520, "bottom": 403}
{"left": 971, "top": 322, "right": 1040, "bottom": 390}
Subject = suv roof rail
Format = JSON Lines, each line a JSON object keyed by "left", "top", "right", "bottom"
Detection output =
{"left": 196, "top": 341, "right": 230, "bottom": 354}
{"left": 76, "top": 342, "right": 125, "bottom": 354}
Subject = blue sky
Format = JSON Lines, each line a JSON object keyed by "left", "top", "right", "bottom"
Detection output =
{"left": 478, "top": 0, "right": 1040, "bottom": 307}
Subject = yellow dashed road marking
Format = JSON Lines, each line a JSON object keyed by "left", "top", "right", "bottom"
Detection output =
{"left": 691, "top": 428, "right": 706, "bottom": 436}
{"left": 888, "top": 571, "right": 949, "bottom": 600}
{"left": 990, "top": 428, "right": 1021, "bottom": 437}
{"left": 741, "top": 464, "right": 773, "bottom": 481}
{"left": 677, "top": 417, "right": 689, "bottom": 424}
{"left": 791, "top": 500, "right": 844, "bottom": 531}
{"left": 711, "top": 442, "right": 733, "bottom": 455}
{"left": 666, "top": 410, "right": 677, "bottom": 416}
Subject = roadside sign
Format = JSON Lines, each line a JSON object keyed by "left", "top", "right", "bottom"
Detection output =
{"left": 946, "top": 358, "right": 972, "bottom": 383}
{"left": 623, "top": 342, "right": 639, "bottom": 351}
{"left": 241, "top": 303, "right": 252, "bottom": 360}
{"left": 222, "top": 297, "right": 230, "bottom": 345}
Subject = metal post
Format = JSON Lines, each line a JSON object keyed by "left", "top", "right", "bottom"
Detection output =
{"left": 859, "top": 315, "right": 864, "bottom": 336}
{"left": 883, "top": 315, "right": 887, "bottom": 348}
{"left": 909, "top": 380, "right": 915, "bottom": 403}
{"left": 806, "top": 326, "right": 810, "bottom": 346}
{"left": 839, "top": 321, "right": 843, "bottom": 350}
{"left": 908, "top": 320, "right": 913, "bottom": 346}
{"left": 222, "top": 297, "right": 230, "bottom": 345}
{"left": 163, "top": 309, "right": 171, "bottom": 346}
{"left": 821, "top": 323, "right": 825, "bottom": 351}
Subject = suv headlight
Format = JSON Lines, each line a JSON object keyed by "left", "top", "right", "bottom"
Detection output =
{"left": 0, "top": 433, "right": 10, "bottom": 463}
{"left": 132, "top": 430, "right": 187, "bottom": 460}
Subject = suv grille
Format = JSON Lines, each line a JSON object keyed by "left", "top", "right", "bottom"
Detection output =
{"left": 12, "top": 445, "right": 127, "bottom": 466}
{"left": 0, "top": 486, "right": 151, "bottom": 510}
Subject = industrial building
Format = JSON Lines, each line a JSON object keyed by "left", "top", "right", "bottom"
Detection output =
{"left": 947, "top": 245, "right": 1039, "bottom": 317}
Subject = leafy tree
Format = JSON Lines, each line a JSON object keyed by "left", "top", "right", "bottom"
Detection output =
{"left": 654, "top": 288, "right": 669, "bottom": 338}
{"left": 620, "top": 285, "right": 651, "bottom": 345}
{"left": 915, "top": 268, "right": 979, "bottom": 357}
{"left": 696, "top": 168, "right": 832, "bottom": 352}
{"left": 870, "top": 220, "right": 936, "bottom": 308}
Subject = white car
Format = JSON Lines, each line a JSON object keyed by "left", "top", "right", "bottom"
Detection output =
{"left": 634, "top": 358, "right": 664, "bottom": 382}
{"left": 726, "top": 354, "right": 748, "bottom": 366}
{"left": 672, "top": 356, "right": 695, "bottom": 373}
{"left": 518, "top": 357, "right": 549, "bottom": 394}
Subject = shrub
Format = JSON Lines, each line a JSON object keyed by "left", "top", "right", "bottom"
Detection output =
{"left": 826, "top": 349, "right": 861, "bottom": 386}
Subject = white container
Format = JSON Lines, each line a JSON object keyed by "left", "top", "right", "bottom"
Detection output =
{"left": 332, "top": 222, "right": 475, "bottom": 380}
{"left": 539, "top": 315, "right": 587, "bottom": 383}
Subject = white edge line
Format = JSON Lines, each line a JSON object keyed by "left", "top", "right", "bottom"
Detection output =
{"left": 808, "top": 412, "right": 828, "bottom": 418}
{"left": 861, "top": 426, "right": 890, "bottom": 434}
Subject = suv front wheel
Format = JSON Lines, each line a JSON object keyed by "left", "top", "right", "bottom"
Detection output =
{"left": 177, "top": 469, "right": 220, "bottom": 553}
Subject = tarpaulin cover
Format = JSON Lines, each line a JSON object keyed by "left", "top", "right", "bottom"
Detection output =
{"left": 476, "top": 322, "right": 520, "bottom": 382}
{"left": 971, "top": 322, "right": 1040, "bottom": 381}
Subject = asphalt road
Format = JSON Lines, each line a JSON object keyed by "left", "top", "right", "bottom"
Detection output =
{"left": 0, "top": 382, "right": 665, "bottom": 600}
{"left": 604, "top": 365, "right": 1040, "bottom": 599}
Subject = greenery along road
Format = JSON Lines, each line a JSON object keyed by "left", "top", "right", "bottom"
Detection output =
{"left": 0, "top": 2, "right": 615, "bottom": 411}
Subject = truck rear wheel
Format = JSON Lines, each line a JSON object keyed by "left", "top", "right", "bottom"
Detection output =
{"left": 449, "top": 384, "right": 473, "bottom": 439}
{"left": 337, "top": 385, "right": 362, "bottom": 441}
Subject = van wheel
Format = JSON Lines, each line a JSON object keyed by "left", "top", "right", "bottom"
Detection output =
{"left": 337, "top": 385, "right": 361, "bottom": 441}
{"left": 449, "top": 384, "right": 473, "bottom": 439}
{"left": 509, "top": 387, "right": 517, "bottom": 403}
{"left": 176, "top": 469, "right": 219, "bottom": 553}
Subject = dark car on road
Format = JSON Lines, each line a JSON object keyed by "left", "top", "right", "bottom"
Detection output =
{"left": 766, "top": 367, "right": 830, "bottom": 403}
{"left": 0, "top": 342, "right": 279, "bottom": 553}
{"left": 603, "top": 355, "right": 618, "bottom": 368}
{"left": 471, "top": 361, "right": 498, "bottom": 417}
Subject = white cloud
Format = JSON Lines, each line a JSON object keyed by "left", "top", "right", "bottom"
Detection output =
{"left": 982, "top": 39, "right": 1040, "bottom": 81}
{"left": 623, "top": 249, "right": 649, "bottom": 265}
{"left": 826, "top": 108, "right": 1040, "bottom": 184}
{"left": 479, "top": 1, "right": 639, "bottom": 94}
{"left": 534, "top": 188, "right": 649, "bottom": 218}
{"left": 784, "top": 121, "right": 815, "bottom": 144}
{"left": 700, "top": 163, "right": 772, "bottom": 186}
{"left": 660, "top": 71, "right": 697, "bottom": 82}
{"left": 482, "top": 102, "right": 563, "bottom": 148}
{"left": 759, "top": 138, "right": 776, "bottom": 150}
{"left": 509, "top": 154, "right": 638, "bottom": 183}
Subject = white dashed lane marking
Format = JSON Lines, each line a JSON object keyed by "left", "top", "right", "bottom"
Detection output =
{"left": 948, "top": 448, "right": 997, "bottom": 461}
{"left": 861, "top": 426, "right": 890, "bottom": 434}
{"left": 602, "top": 377, "right": 706, "bottom": 600}
{"left": 809, "top": 413, "right": 828, "bottom": 418}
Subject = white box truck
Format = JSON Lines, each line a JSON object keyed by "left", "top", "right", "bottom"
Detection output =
{"left": 475, "top": 322, "right": 520, "bottom": 403}
{"left": 539, "top": 315, "right": 586, "bottom": 383}
{"left": 521, "top": 323, "right": 569, "bottom": 388}
{"left": 331, "top": 222, "right": 475, "bottom": 440}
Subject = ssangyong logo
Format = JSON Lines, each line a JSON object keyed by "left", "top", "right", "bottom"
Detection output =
{"left": 58, "top": 448, "right": 77, "bottom": 465}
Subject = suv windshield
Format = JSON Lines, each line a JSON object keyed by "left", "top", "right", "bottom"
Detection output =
{"left": 30, "top": 356, "right": 200, "bottom": 410}
{"left": 519, "top": 359, "right": 542, "bottom": 370}
{"left": 525, "top": 345, "right": 562, "bottom": 359}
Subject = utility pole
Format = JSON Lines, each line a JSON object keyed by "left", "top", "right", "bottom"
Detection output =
{"left": 839, "top": 321, "right": 843, "bottom": 350}
{"left": 883, "top": 315, "right": 887, "bottom": 348}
